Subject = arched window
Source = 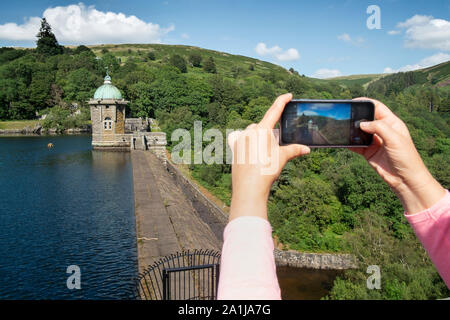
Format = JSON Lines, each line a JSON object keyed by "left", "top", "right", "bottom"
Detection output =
{"left": 104, "top": 117, "right": 112, "bottom": 130}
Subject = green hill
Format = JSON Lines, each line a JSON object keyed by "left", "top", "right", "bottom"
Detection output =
{"left": 87, "top": 43, "right": 290, "bottom": 79}
{"left": 367, "top": 60, "right": 450, "bottom": 96}
{"left": 326, "top": 73, "right": 386, "bottom": 88}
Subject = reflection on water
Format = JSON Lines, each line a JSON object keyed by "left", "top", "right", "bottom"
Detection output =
{"left": 0, "top": 135, "right": 137, "bottom": 299}
{"left": 277, "top": 266, "right": 343, "bottom": 300}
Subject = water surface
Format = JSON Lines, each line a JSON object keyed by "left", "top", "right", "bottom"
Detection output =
{"left": 0, "top": 135, "right": 137, "bottom": 299}
{"left": 277, "top": 266, "right": 342, "bottom": 300}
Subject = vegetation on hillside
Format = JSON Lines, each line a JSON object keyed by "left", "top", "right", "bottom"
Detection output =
{"left": 0, "top": 19, "right": 449, "bottom": 299}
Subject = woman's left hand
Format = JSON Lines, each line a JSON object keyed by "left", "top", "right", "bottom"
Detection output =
{"left": 227, "top": 93, "right": 310, "bottom": 222}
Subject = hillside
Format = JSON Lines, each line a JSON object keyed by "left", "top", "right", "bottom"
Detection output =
{"left": 367, "top": 60, "right": 450, "bottom": 97}
{"left": 88, "top": 43, "right": 290, "bottom": 79}
{"left": 327, "top": 73, "right": 386, "bottom": 88}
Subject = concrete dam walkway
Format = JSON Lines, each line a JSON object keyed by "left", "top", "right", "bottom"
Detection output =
{"left": 131, "top": 151, "right": 224, "bottom": 273}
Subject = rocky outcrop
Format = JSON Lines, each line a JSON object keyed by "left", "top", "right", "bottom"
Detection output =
{"left": 0, "top": 124, "right": 42, "bottom": 135}
{"left": 0, "top": 125, "right": 90, "bottom": 135}
{"left": 274, "top": 249, "right": 358, "bottom": 270}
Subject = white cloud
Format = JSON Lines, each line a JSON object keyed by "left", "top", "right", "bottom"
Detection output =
{"left": 337, "top": 33, "right": 351, "bottom": 42}
{"left": 313, "top": 68, "right": 342, "bottom": 79}
{"left": 0, "top": 3, "right": 175, "bottom": 45}
{"left": 337, "top": 33, "right": 365, "bottom": 46}
{"left": 275, "top": 48, "right": 300, "bottom": 61}
{"left": 383, "top": 52, "right": 450, "bottom": 73}
{"left": 255, "top": 42, "right": 282, "bottom": 56}
{"left": 181, "top": 33, "right": 190, "bottom": 39}
{"left": 255, "top": 42, "right": 300, "bottom": 62}
{"left": 395, "top": 14, "right": 450, "bottom": 51}
{"left": 387, "top": 30, "right": 401, "bottom": 35}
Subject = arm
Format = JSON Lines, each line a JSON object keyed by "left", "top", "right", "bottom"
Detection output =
{"left": 404, "top": 191, "right": 450, "bottom": 287}
{"left": 352, "top": 97, "right": 449, "bottom": 287}
{"left": 217, "top": 94, "right": 310, "bottom": 300}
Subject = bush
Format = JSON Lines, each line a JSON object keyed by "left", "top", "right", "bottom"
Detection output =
{"left": 169, "top": 54, "right": 187, "bottom": 73}
{"left": 147, "top": 51, "right": 156, "bottom": 61}
{"left": 189, "top": 53, "right": 202, "bottom": 67}
{"left": 203, "top": 57, "right": 216, "bottom": 73}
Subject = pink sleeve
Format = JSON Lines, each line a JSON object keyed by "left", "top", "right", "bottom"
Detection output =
{"left": 404, "top": 190, "right": 450, "bottom": 288}
{"left": 217, "top": 216, "right": 281, "bottom": 300}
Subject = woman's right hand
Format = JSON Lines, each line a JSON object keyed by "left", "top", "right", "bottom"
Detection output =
{"left": 351, "top": 97, "right": 446, "bottom": 214}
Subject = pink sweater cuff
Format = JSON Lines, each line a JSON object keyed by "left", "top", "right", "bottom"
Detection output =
{"left": 218, "top": 216, "right": 281, "bottom": 300}
{"left": 404, "top": 190, "right": 450, "bottom": 288}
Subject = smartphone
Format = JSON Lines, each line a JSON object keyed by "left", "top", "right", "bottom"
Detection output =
{"left": 280, "top": 99, "right": 375, "bottom": 147}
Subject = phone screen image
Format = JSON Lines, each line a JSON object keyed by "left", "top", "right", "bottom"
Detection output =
{"left": 281, "top": 100, "right": 374, "bottom": 147}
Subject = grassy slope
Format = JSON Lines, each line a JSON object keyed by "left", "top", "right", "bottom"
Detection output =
{"left": 367, "top": 60, "right": 450, "bottom": 91}
{"left": 327, "top": 74, "right": 386, "bottom": 88}
{"left": 0, "top": 120, "right": 40, "bottom": 129}
{"left": 88, "top": 43, "right": 290, "bottom": 79}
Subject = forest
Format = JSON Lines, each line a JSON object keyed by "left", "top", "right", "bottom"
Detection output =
{"left": 1, "top": 20, "right": 449, "bottom": 299}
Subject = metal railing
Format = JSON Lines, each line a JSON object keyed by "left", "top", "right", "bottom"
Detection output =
{"left": 134, "top": 249, "right": 221, "bottom": 300}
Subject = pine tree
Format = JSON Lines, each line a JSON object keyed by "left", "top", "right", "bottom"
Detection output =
{"left": 36, "top": 18, "right": 63, "bottom": 56}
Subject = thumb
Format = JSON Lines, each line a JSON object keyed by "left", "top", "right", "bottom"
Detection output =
{"left": 281, "top": 144, "right": 310, "bottom": 162}
{"left": 360, "top": 120, "right": 395, "bottom": 145}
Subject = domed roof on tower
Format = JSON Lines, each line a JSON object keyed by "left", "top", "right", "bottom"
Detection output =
{"left": 93, "top": 73, "right": 123, "bottom": 100}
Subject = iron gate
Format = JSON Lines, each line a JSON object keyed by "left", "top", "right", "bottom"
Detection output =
{"left": 135, "top": 249, "right": 221, "bottom": 300}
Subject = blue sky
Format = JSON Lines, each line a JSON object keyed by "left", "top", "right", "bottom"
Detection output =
{"left": 298, "top": 103, "right": 350, "bottom": 120}
{"left": 0, "top": 0, "right": 449, "bottom": 78}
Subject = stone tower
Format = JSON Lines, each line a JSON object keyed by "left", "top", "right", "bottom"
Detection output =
{"left": 89, "top": 74, "right": 130, "bottom": 151}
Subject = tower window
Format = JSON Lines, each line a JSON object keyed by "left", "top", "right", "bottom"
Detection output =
{"left": 104, "top": 117, "right": 112, "bottom": 130}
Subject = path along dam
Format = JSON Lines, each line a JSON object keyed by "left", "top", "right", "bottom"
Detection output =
{"left": 131, "top": 150, "right": 224, "bottom": 272}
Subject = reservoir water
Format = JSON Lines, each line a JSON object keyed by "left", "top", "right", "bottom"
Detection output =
{"left": 0, "top": 135, "right": 137, "bottom": 299}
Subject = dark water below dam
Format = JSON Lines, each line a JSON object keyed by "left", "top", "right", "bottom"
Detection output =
{"left": 277, "top": 266, "right": 343, "bottom": 300}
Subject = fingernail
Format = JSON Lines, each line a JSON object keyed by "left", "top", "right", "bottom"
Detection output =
{"left": 360, "top": 122, "right": 369, "bottom": 128}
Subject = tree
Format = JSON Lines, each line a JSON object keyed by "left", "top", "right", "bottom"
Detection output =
{"left": 169, "top": 54, "right": 187, "bottom": 73}
{"left": 36, "top": 18, "right": 63, "bottom": 56}
{"left": 188, "top": 53, "right": 202, "bottom": 67}
{"left": 101, "top": 53, "right": 120, "bottom": 72}
{"left": 147, "top": 51, "right": 156, "bottom": 61}
{"left": 203, "top": 57, "right": 217, "bottom": 73}
{"left": 73, "top": 45, "right": 92, "bottom": 55}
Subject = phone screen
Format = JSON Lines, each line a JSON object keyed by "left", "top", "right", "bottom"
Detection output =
{"left": 280, "top": 100, "right": 374, "bottom": 147}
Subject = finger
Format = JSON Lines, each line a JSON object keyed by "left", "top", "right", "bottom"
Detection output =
{"left": 353, "top": 97, "right": 393, "bottom": 120}
{"left": 360, "top": 120, "right": 396, "bottom": 146}
{"left": 227, "top": 130, "right": 241, "bottom": 150}
{"left": 347, "top": 147, "right": 365, "bottom": 156}
{"left": 246, "top": 123, "right": 257, "bottom": 130}
{"left": 281, "top": 144, "right": 310, "bottom": 162}
{"left": 347, "top": 135, "right": 382, "bottom": 158}
{"left": 259, "top": 93, "right": 293, "bottom": 129}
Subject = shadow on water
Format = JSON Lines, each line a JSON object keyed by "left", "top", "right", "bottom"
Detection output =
{"left": 277, "top": 266, "right": 343, "bottom": 300}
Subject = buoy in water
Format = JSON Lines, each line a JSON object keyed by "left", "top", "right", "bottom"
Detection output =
{"left": 47, "top": 143, "right": 54, "bottom": 148}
